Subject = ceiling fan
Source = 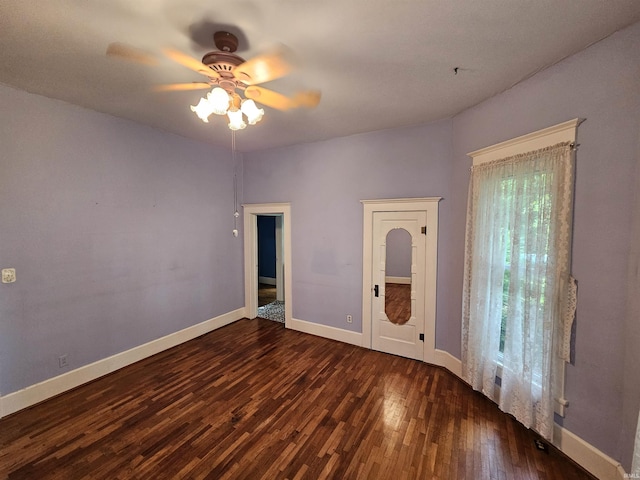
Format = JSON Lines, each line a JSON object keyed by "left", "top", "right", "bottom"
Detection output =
{"left": 107, "top": 31, "right": 320, "bottom": 129}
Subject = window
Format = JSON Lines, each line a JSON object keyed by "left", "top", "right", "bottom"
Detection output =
{"left": 462, "top": 119, "right": 580, "bottom": 441}
{"left": 499, "top": 170, "right": 553, "bottom": 356}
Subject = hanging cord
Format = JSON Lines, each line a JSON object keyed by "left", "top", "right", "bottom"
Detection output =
{"left": 232, "top": 130, "right": 240, "bottom": 237}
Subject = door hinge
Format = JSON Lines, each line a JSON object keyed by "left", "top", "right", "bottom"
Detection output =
{"left": 421, "top": 226, "right": 427, "bottom": 235}
{"left": 419, "top": 333, "right": 424, "bottom": 341}
{"left": 374, "top": 284, "right": 379, "bottom": 297}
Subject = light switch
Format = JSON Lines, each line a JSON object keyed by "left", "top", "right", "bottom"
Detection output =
{"left": 2, "top": 268, "right": 16, "bottom": 283}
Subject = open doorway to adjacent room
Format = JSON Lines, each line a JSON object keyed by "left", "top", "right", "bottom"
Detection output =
{"left": 256, "top": 214, "right": 284, "bottom": 322}
{"left": 243, "top": 203, "right": 292, "bottom": 327}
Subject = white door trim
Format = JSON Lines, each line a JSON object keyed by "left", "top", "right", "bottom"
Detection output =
{"left": 243, "top": 203, "right": 292, "bottom": 328}
{"left": 361, "top": 197, "right": 441, "bottom": 362}
{"left": 275, "top": 215, "right": 284, "bottom": 302}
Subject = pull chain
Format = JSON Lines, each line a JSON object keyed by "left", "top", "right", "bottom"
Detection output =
{"left": 232, "top": 130, "right": 239, "bottom": 237}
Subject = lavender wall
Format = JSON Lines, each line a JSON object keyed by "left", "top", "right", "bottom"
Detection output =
{"left": 0, "top": 85, "right": 244, "bottom": 395}
{"left": 243, "top": 121, "right": 453, "bottom": 333}
{"left": 620, "top": 133, "right": 640, "bottom": 471}
{"left": 450, "top": 22, "right": 640, "bottom": 469}
{"left": 243, "top": 21, "right": 640, "bottom": 470}
{"left": 1, "top": 18, "right": 637, "bottom": 474}
{"left": 621, "top": 126, "right": 640, "bottom": 470}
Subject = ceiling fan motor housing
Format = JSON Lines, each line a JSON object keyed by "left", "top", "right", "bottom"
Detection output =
{"left": 202, "top": 31, "right": 255, "bottom": 89}
{"left": 202, "top": 51, "right": 245, "bottom": 75}
{"left": 201, "top": 51, "right": 248, "bottom": 92}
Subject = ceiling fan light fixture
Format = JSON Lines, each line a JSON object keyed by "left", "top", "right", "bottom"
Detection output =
{"left": 111, "top": 30, "right": 319, "bottom": 131}
{"left": 227, "top": 108, "right": 247, "bottom": 131}
{"left": 241, "top": 99, "right": 264, "bottom": 125}
{"left": 190, "top": 97, "right": 215, "bottom": 123}
{"left": 207, "top": 87, "right": 231, "bottom": 115}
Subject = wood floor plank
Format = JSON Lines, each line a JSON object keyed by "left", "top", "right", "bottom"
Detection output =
{"left": 0, "top": 318, "right": 596, "bottom": 479}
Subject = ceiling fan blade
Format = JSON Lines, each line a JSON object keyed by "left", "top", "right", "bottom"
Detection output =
{"left": 152, "top": 83, "right": 212, "bottom": 92}
{"left": 106, "top": 43, "right": 158, "bottom": 66}
{"left": 162, "top": 48, "right": 220, "bottom": 79}
{"left": 233, "top": 46, "right": 295, "bottom": 85}
{"left": 292, "top": 90, "right": 321, "bottom": 109}
{"left": 244, "top": 86, "right": 295, "bottom": 111}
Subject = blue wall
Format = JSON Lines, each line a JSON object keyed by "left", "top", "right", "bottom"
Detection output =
{"left": 257, "top": 215, "right": 276, "bottom": 279}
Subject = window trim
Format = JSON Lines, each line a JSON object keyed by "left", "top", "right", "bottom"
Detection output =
{"left": 467, "top": 118, "right": 583, "bottom": 417}
{"left": 468, "top": 118, "right": 583, "bottom": 166}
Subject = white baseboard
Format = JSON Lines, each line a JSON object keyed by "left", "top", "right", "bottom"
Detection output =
{"left": 385, "top": 276, "right": 411, "bottom": 284}
{"left": 0, "top": 311, "right": 626, "bottom": 480}
{"left": 258, "top": 276, "right": 276, "bottom": 286}
{"left": 429, "top": 349, "right": 623, "bottom": 480}
{"left": 616, "top": 464, "right": 630, "bottom": 480}
{"left": 553, "top": 424, "right": 625, "bottom": 480}
{"left": 289, "top": 317, "right": 363, "bottom": 347}
{"left": 432, "top": 349, "right": 462, "bottom": 377}
{"left": 0, "top": 307, "right": 246, "bottom": 419}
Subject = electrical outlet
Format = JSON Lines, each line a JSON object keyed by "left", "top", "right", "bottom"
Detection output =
{"left": 58, "top": 355, "right": 68, "bottom": 368}
{"left": 534, "top": 439, "right": 548, "bottom": 453}
{"left": 346, "top": 315, "right": 353, "bottom": 324}
{"left": 2, "top": 268, "right": 16, "bottom": 284}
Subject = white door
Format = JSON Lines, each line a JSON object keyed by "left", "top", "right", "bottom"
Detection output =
{"left": 371, "top": 211, "right": 427, "bottom": 360}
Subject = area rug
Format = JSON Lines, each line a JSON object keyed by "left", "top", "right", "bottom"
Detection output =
{"left": 257, "top": 300, "right": 285, "bottom": 323}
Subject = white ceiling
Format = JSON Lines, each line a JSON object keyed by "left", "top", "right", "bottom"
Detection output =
{"left": 1, "top": 1, "right": 639, "bottom": 152}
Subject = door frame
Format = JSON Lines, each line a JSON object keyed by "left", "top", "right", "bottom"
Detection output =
{"left": 361, "top": 197, "right": 441, "bottom": 362}
{"left": 243, "top": 203, "right": 292, "bottom": 328}
{"left": 256, "top": 214, "right": 284, "bottom": 301}
{"left": 275, "top": 215, "right": 284, "bottom": 301}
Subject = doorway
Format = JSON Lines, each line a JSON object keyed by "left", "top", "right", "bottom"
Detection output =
{"left": 256, "top": 214, "right": 284, "bottom": 322}
{"left": 243, "top": 203, "right": 292, "bottom": 327}
{"left": 361, "top": 198, "right": 441, "bottom": 363}
{"left": 371, "top": 211, "right": 427, "bottom": 360}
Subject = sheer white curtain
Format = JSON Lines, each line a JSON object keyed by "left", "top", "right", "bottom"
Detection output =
{"left": 462, "top": 142, "right": 574, "bottom": 440}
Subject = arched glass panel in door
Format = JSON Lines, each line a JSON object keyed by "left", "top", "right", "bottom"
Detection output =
{"left": 385, "top": 228, "right": 412, "bottom": 325}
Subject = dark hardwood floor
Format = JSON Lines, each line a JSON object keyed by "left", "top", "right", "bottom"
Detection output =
{"left": 0, "top": 319, "right": 595, "bottom": 480}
